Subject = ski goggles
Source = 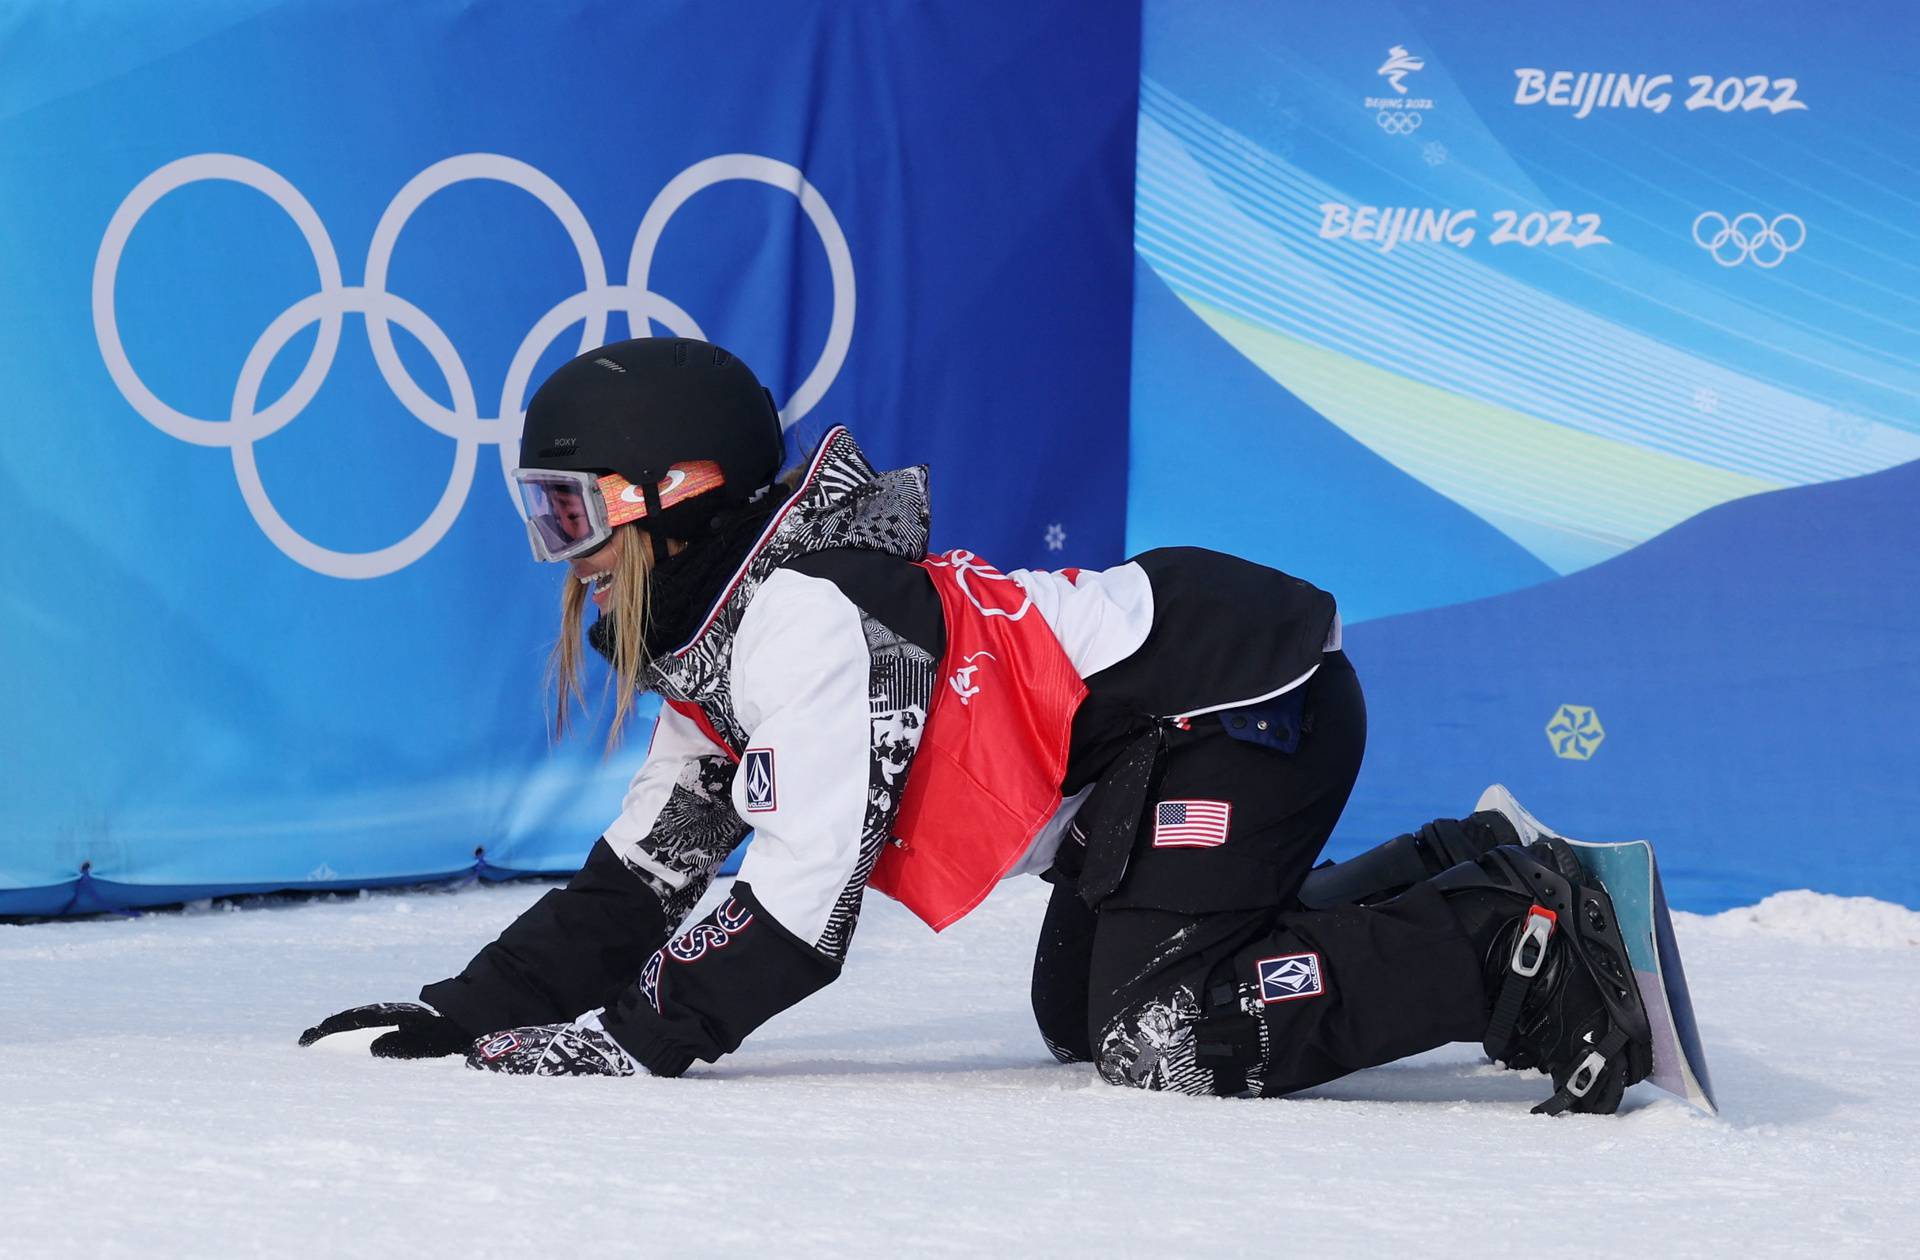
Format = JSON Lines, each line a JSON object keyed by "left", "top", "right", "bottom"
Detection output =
{"left": 511, "top": 461, "right": 726, "bottom": 562}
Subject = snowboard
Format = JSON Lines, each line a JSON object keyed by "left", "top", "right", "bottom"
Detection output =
{"left": 1479, "top": 786, "right": 1718, "bottom": 1116}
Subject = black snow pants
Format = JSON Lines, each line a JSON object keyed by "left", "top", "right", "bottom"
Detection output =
{"left": 1030, "top": 652, "right": 1490, "bottom": 1096}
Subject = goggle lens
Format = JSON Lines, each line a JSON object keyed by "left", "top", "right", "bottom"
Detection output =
{"left": 510, "top": 461, "right": 729, "bottom": 562}
{"left": 513, "top": 471, "right": 611, "bottom": 562}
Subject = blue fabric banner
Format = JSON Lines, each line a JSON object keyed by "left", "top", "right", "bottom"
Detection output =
{"left": 1, "top": 1, "right": 1139, "bottom": 913}
{"left": 1130, "top": 0, "right": 1919, "bottom": 908}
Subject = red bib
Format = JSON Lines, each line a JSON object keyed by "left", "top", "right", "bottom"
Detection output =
{"left": 870, "top": 550, "right": 1088, "bottom": 930}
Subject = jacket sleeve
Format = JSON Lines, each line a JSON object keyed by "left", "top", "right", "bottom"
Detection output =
{"left": 419, "top": 703, "right": 749, "bottom": 1037}
{"left": 600, "top": 567, "right": 934, "bottom": 1076}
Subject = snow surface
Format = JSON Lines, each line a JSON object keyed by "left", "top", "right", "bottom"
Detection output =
{"left": 6, "top": 879, "right": 1918, "bottom": 1259}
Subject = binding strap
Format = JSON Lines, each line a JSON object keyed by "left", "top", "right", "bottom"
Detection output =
{"left": 1532, "top": 1026, "right": 1630, "bottom": 1116}
{"left": 1482, "top": 905, "right": 1557, "bottom": 1062}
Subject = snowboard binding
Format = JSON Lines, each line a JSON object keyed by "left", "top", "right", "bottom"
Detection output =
{"left": 1297, "top": 811, "right": 1519, "bottom": 908}
{"left": 1435, "top": 839, "right": 1654, "bottom": 1115}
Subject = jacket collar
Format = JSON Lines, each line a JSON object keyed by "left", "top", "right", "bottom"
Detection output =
{"left": 645, "top": 426, "right": 931, "bottom": 703}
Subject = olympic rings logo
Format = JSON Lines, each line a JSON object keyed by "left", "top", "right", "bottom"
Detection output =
{"left": 92, "top": 152, "right": 854, "bottom": 578}
{"left": 1690, "top": 211, "right": 1805, "bottom": 269}
{"left": 1376, "top": 110, "right": 1423, "bottom": 135}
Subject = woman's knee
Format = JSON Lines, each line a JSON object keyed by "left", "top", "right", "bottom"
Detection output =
{"left": 1092, "top": 986, "right": 1215, "bottom": 1095}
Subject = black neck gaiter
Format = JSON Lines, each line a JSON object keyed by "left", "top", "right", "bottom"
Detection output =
{"left": 587, "top": 488, "right": 792, "bottom": 667}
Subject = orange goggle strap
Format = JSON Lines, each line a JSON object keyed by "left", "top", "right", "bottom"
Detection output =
{"left": 598, "top": 461, "right": 728, "bottom": 527}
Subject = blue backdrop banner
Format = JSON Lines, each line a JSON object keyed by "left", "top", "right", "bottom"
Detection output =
{"left": 1, "top": 1, "right": 1139, "bottom": 914}
{"left": 1130, "top": 0, "right": 1919, "bottom": 908}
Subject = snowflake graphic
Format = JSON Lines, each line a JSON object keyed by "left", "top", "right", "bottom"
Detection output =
{"left": 1545, "top": 705, "right": 1606, "bottom": 761}
{"left": 1421, "top": 141, "right": 1448, "bottom": 166}
{"left": 1043, "top": 522, "right": 1067, "bottom": 552}
{"left": 1692, "top": 387, "right": 1718, "bottom": 414}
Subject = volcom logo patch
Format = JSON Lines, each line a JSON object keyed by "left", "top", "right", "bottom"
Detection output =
{"left": 743, "top": 747, "right": 777, "bottom": 812}
{"left": 1255, "top": 952, "right": 1324, "bottom": 1004}
{"left": 479, "top": 1032, "right": 521, "bottom": 1060}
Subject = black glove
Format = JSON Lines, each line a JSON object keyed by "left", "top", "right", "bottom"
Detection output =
{"left": 298, "top": 1002, "right": 473, "bottom": 1059}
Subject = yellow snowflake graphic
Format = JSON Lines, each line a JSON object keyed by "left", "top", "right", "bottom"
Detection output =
{"left": 1546, "top": 704, "right": 1605, "bottom": 761}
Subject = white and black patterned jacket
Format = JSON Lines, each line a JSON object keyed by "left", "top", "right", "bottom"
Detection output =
{"left": 422, "top": 429, "right": 1339, "bottom": 1075}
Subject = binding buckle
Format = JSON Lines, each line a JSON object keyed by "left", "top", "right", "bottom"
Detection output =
{"left": 1483, "top": 905, "right": 1561, "bottom": 1064}
{"left": 1509, "top": 905, "right": 1558, "bottom": 978}
{"left": 1565, "top": 1048, "right": 1608, "bottom": 1098}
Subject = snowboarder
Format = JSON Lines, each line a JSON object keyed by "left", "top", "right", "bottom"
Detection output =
{"left": 301, "top": 337, "right": 1654, "bottom": 1114}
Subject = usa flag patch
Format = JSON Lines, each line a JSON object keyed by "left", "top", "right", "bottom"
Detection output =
{"left": 1255, "top": 952, "right": 1324, "bottom": 1004}
{"left": 743, "top": 748, "right": 777, "bottom": 812}
{"left": 1152, "top": 799, "right": 1232, "bottom": 848}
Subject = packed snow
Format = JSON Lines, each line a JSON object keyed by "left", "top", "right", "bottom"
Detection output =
{"left": 5, "top": 878, "right": 1917, "bottom": 1258}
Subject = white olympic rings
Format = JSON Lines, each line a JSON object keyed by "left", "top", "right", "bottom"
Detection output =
{"left": 92, "top": 152, "right": 855, "bottom": 578}
{"left": 1690, "top": 211, "right": 1805, "bottom": 269}
{"left": 1376, "top": 110, "right": 1423, "bottom": 135}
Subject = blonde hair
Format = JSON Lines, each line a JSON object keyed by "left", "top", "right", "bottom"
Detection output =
{"left": 548, "top": 464, "right": 805, "bottom": 749}
{"left": 549, "top": 522, "right": 657, "bottom": 749}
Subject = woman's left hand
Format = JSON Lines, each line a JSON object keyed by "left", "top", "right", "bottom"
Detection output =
{"left": 297, "top": 1001, "right": 473, "bottom": 1058}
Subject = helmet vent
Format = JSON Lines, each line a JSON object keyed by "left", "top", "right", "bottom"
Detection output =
{"left": 673, "top": 341, "right": 689, "bottom": 367}
{"left": 712, "top": 347, "right": 733, "bottom": 367}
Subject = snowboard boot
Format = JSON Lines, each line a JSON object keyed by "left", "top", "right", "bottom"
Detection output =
{"left": 1433, "top": 840, "right": 1654, "bottom": 1115}
{"left": 1297, "top": 805, "right": 1519, "bottom": 908}
{"left": 1474, "top": 782, "right": 1576, "bottom": 848}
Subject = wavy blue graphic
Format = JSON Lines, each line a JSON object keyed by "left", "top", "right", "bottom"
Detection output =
{"left": 1133, "top": 0, "right": 1920, "bottom": 581}
{"left": 1130, "top": 258, "right": 1554, "bottom": 620}
{"left": 1133, "top": 0, "right": 1920, "bottom": 907}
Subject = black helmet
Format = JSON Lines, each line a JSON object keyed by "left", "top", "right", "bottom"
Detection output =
{"left": 518, "top": 337, "right": 785, "bottom": 539}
